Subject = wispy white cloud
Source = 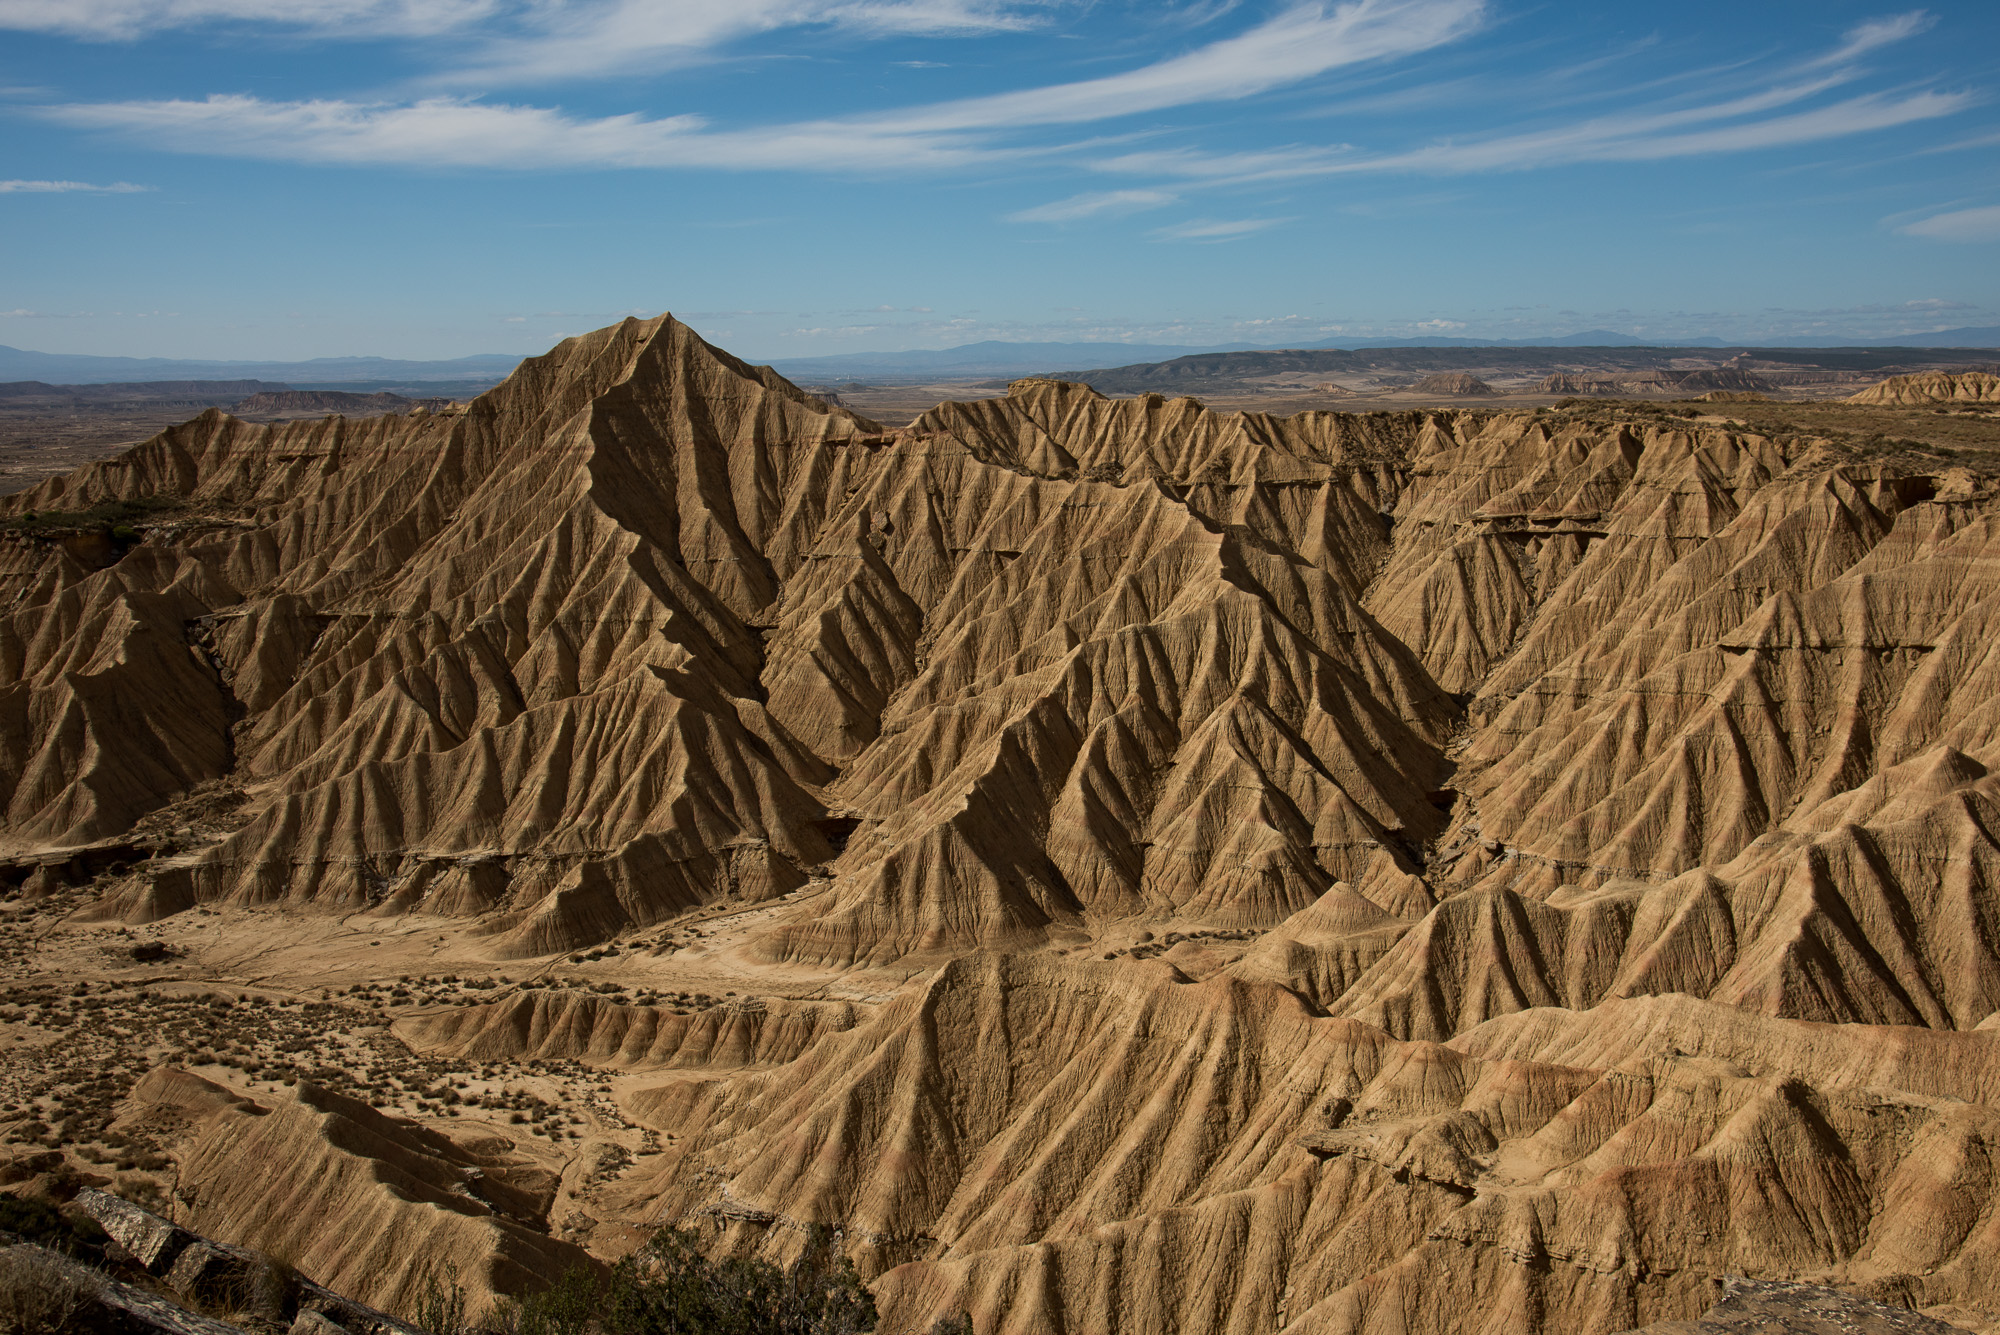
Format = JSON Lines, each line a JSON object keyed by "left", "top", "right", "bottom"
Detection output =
{"left": 0, "top": 0, "right": 495, "bottom": 39}
{"left": 446, "top": 1, "right": 1052, "bottom": 85}
{"left": 876, "top": 0, "right": 1487, "bottom": 131}
{"left": 41, "top": 94, "right": 992, "bottom": 171}
{"left": 1085, "top": 12, "right": 1961, "bottom": 183}
{"left": 1377, "top": 89, "right": 1972, "bottom": 172}
{"left": 1804, "top": 10, "right": 1935, "bottom": 69}
{"left": 0, "top": 177, "right": 151, "bottom": 191}
{"left": 39, "top": 0, "right": 1492, "bottom": 171}
{"left": 1898, "top": 204, "right": 2000, "bottom": 242}
{"left": 1917, "top": 128, "right": 2000, "bottom": 154}
{"left": 24, "top": 0, "right": 1971, "bottom": 202}
{"left": 1007, "top": 188, "right": 1177, "bottom": 222}
{"left": 1151, "top": 215, "right": 1292, "bottom": 241}
{"left": 0, "top": 0, "right": 1055, "bottom": 80}
{"left": 1094, "top": 83, "right": 1972, "bottom": 183}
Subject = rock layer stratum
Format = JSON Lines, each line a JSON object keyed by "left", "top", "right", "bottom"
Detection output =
{"left": 6, "top": 314, "right": 2000, "bottom": 1335}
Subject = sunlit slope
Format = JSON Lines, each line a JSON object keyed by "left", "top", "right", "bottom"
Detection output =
{"left": 9, "top": 314, "right": 2000, "bottom": 1333}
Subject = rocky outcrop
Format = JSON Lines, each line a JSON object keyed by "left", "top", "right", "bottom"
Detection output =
{"left": 1620, "top": 1277, "right": 1977, "bottom": 1334}
{"left": 1538, "top": 373, "right": 1621, "bottom": 394}
{"left": 1848, "top": 371, "right": 2000, "bottom": 405}
{"left": 1410, "top": 372, "right": 1497, "bottom": 396}
{"left": 1672, "top": 368, "right": 1775, "bottom": 394}
{"left": 106, "top": 1070, "right": 590, "bottom": 1317}
{"left": 72, "top": 1185, "right": 431, "bottom": 1334}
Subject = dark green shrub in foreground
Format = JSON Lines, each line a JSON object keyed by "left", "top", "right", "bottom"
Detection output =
{"left": 605, "top": 1225, "right": 874, "bottom": 1335}
{"left": 492, "top": 1226, "right": 875, "bottom": 1335}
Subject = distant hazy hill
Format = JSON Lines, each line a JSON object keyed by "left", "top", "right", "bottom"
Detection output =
{"left": 765, "top": 339, "right": 1264, "bottom": 379}
{"left": 764, "top": 327, "right": 2000, "bottom": 380}
{"left": 0, "top": 343, "right": 525, "bottom": 386}
{"left": 764, "top": 334, "right": 1699, "bottom": 380}
{"left": 0, "top": 378, "right": 288, "bottom": 407}
{"left": 6, "top": 323, "right": 1992, "bottom": 390}
{"left": 1053, "top": 342, "right": 2000, "bottom": 394}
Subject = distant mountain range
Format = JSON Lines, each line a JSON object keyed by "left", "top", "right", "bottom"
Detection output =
{"left": 5, "top": 325, "right": 1995, "bottom": 389}
{"left": 0, "top": 344, "right": 526, "bottom": 387}
{"left": 765, "top": 340, "right": 1266, "bottom": 378}
{"left": 763, "top": 328, "right": 2000, "bottom": 380}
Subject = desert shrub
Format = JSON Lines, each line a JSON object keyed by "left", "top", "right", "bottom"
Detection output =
{"left": 1, "top": 497, "right": 179, "bottom": 546}
{"left": 513, "top": 1265, "right": 597, "bottom": 1335}
{"left": 0, "top": 1198, "right": 106, "bottom": 1257}
{"left": 204, "top": 1251, "right": 298, "bottom": 1325}
{"left": 414, "top": 1259, "right": 471, "bottom": 1335}
{"left": 598, "top": 1225, "right": 875, "bottom": 1335}
{"left": 0, "top": 1246, "right": 99, "bottom": 1334}
{"left": 928, "top": 1315, "right": 972, "bottom": 1335}
{"left": 482, "top": 1228, "right": 877, "bottom": 1335}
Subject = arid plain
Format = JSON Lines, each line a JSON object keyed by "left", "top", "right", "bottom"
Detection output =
{"left": 6, "top": 315, "right": 2000, "bottom": 1333}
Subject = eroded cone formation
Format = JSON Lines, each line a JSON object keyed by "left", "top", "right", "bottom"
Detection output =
{"left": 9, "top": 314, "right": 2000, "bottom": 1333}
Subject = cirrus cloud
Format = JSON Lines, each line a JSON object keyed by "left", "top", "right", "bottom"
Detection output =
{"left": 0, "top": 0, "right": 496, "bottom": 40}
{"left": 1006, "top": 189, "right": 1179, "bottom": 222}
{"left": 1898, "top": 204, "right": 2000, "bottom": 242}
{"left": 1151, "top": 215, "right": 1293, "bottom": 241}
{"left": 0, "top": 177, "right": 151, "bottom": 191}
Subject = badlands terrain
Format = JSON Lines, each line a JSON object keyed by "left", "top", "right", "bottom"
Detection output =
{"left": 0, "top": 383, "right": 487, "bottom": 498}
{"left": 6, "top": 316, "right": 2000, "bottom": 1333}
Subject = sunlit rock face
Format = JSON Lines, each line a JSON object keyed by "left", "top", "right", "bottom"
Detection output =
{"left": 12, "top": 314, "right": 2000, "bottom": 1335}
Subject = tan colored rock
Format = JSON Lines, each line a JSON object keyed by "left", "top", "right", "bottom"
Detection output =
{"left": 114, "top": 1068, "right": 589, "bottom": 1317}
{"left": 10, "top": 314, "right": 2000, "bottom": 1335}
{"left": 1847, "top": 371, "right": 2000, "bottom": 405}
{"left": 1539, "top": 372, "right": 1620, "bottom": 394}
{"left": 1410, "top": 372, "right": 1498, "bottom": 396}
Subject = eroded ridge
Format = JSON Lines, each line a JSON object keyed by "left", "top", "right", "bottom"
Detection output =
{"left": 4, "top": 314, "right": 1999, "bottom": 1335}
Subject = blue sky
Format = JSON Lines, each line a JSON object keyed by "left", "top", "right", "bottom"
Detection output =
{"left": 2, "top": 0, "right": 1997, "bottom": 361}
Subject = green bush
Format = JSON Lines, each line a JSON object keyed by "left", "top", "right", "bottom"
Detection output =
{"left": 495, "top": 1226, "right": 877, "bottom": 1335}
{"left": 414, "top": 1258, "right": 471, "bottom": 1335}
{"left": 2, "top": 495, "right": 180, "bottom": 539}
{"left": 516, "top": 1265, "right": 597, "bottom": 1335}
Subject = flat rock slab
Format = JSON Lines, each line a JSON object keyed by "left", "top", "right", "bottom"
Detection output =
{"left": 1626, "top": 1278, "right": 1980, "bottom": 1334}
{"left": 77, "top": 1186, "right": 196, "bottom": 1273}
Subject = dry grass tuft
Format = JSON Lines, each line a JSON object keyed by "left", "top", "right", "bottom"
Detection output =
{"left": 0, "top": 1245, "right": 99, "bottom": 1334}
